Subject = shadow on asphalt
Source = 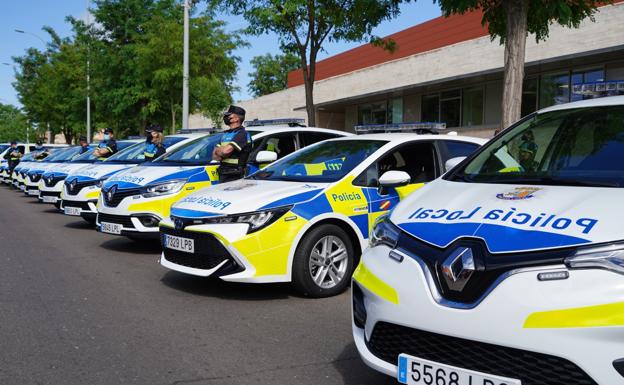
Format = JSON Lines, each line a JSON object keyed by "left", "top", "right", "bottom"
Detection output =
{"left": 99, "top": 237, "right": 163, "bottom": 255}
{"left": 160, "top": 271, "right": 293, "bottom": 301}
{"left": 333, "top": 342, "right": 398, "bottom": 385}
{"left": 64, "top": 220, "right": 95, "bottom": 230}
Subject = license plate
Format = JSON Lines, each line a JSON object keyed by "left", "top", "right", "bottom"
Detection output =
{"left": 20, "top": 185, "right": 25, "bottom": 191}
{"left": 100, "top": 222, "right": 122, "bottom": 234}
{"left": 64, "top": 206, "right": 82, "bottom": 216}
{"left": 398, "top": 354, "right": 521, "bottom": 385}
{"left": 27, "top": 190, "right": 38, "bottom": 196}
{"left": 42, "top": 196, "right": 57, "bottom": 203}
{"left": 164, "top": 234, "right": 195, "bottom": 253}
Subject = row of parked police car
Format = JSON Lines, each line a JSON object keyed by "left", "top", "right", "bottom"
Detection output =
{"left": 2, "top": 96, "right": 623, "bottom": 385}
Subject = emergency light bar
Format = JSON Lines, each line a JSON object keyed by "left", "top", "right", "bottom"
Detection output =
{"left": 355, "top": 122, "right": 446, "bottom": 134}
{"left": 177, "top": 127, "right": 219, "bottom": 134}
{"left": 572, "top": 80, "right": 624, "bottom": 96}
{"left": 245, "top": 118, "right": 306, "bottom": 127}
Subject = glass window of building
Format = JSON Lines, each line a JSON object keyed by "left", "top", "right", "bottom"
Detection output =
{"left": 462, "top": 87, "right": 484, "bottom": 127}
{"left": 421, "top": 94, "right": 440, "bottom": 122}
{"left": 389, "top": 98, "right": 403, "bottom": 124}
{"left": 571, "top": 69, "right": 604, "bottom": 102}
{"left": 521, "top": 77, "right": 538, "bottom": 118}
{"left": 539, "top": 72, "right": 570, "bottom": 108}
{"left": 440, "top": 89, "right": 461, "bottom": 128}
{"left": 358, "top": 101, "right": 387, "bottom": 125}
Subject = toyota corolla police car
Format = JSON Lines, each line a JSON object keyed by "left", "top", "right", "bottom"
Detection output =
{"left": 24, "top": 146, "right": 92, "bottom": 197}
{"left": 38, "top": 140, "right": 139, "bottom": 208}
{"left": 96, "top": 123, "right": 349, "bottom": 239}
{"left": 352, "top": 96, "right": 624, "bottom": 385}
{"left": 61, "top": 134, "right": 201, "bottom": 224}
{"left": 159, "top": 132, "right": 485, "bottom": 297}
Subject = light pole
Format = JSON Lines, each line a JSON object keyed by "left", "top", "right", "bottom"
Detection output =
{"left": 182, "top": 0, "right": 190, "bottom": 130}
{"left": 14, "top": 29, "right": 46, "bottom": 46}
{"left": 86, "top": 0, "right": 92, "bottom": 143}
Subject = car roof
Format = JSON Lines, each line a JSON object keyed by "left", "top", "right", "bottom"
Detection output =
{"left": 248, "top": 126, "right": 353, "bottom": 137}
{"left": 328, "top": 133, "right": 487, "bottom": 145}
{"left": 539, "top": 95, "right": 624, "bottom": 114}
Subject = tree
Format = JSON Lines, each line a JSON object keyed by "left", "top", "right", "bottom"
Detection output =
{"left": 436, "top": 0, "right": 604, "bottom": 129}
{"left": 0, "top": 103, "right": 28, "bottom": 142}
{"left": 248, "top": 52, "right": 300, "bottom": 97}
{"left": 216, "top": 0, "right": 408, "bottom": 126}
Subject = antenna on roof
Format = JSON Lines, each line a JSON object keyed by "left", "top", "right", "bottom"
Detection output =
{"left": 354, "top": 122, "right": 447, "bottom": 135}
{"left": 245, "top": 118, "right": 306, "bottom": 127}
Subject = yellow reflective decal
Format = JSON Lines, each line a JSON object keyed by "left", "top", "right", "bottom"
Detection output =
{"left": 86, "top": 189, "right": 100, "bottom": 199}
{"left": 352, "top": 262, "right": 399, "bottom": 304}
{"left": 324, "top": 176, "right": 367, "bottom": 217}
{"left": 395, "top": 182, "right": 425, "bottom": 200}
{"left": 524, "top": 301, "right": 624, "bottom": 328}
{"left": 205, "top": 165, "right": 219, "bottom": 182}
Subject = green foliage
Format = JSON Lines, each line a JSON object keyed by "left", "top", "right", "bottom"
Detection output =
{"left": 436, "top": 0, "right": 605, "bottom": 43}
{"left": 248, "top": 53, "right": 300, "bottom": 97}
{"left": 0, "top": 103, "right": 28, "bottom": 142}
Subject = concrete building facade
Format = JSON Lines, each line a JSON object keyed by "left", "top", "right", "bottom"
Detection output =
{"left": 192, "top": 2, "right": 624, "bottom": 137}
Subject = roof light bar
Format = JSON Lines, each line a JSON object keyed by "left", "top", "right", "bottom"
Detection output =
{"left": 177, "top": 127, "right": 219, "bottom": 134}
{"left": 245, "top": 118, "right": 306, "bottom": 127}
{"left": 355, "top": 122, "right": 446, "bottom": 134}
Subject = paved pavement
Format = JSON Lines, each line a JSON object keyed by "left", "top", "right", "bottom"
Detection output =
{"left": 0, "top": 185, "right": 396, "bottom": 385}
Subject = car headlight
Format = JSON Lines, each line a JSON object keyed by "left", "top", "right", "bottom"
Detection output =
{"left": 177, "top": 205, "right": 292, "bottom": 234}
{"left": 565, "top": 243, "right": 624, "bottom": 275}
{"left": 369, "top": 215, "right": 400, "bottom": 248}
{"left": 142, "top": 179, "right": 186, "bottom": 198}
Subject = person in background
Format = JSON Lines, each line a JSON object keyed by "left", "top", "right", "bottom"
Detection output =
{"left": 93, "top": 128, "right": 117, "bottom": 160}
{"left": 144, "top": 124, "right": 166, "bottom": 162}
{"left": 33, "top": 140, "right": 49, "bottom": 160}
{"left": 78, "top": 136, "right": 90, "bottom": 154}
{"left": 212, "top": 105, "right": 252, "bottom": 183}
{"left": 4, "top": 141, "right": 22, "bottom": 185}
{"left": 518, "top": 130, "right": 539, "bottom": 172}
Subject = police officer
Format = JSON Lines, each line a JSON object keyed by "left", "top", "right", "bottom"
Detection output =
{"left": 4, "top": 141, "right": 22, "bottom": 185}
{"left": 78, "top": 136, "right": 90, "bottom": 154}
{"left": 93, "top": 128, "right": 118, "bottom": 160}
{"left": 33, "top": 140, "right": 48, "bottom": 160}
{"left": 144, "top": 124, "right": 166, "bottom": 162}
{"left": 212, "top": 105, "right": 252, "bottom": 183}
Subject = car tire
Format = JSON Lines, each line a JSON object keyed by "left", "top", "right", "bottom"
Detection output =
{"left": 292, "top": 224, "right": 354, "bottom": 298}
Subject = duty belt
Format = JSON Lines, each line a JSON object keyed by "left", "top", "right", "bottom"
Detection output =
{"left": 222, "top": 158, "right": 240, "bottom": 165}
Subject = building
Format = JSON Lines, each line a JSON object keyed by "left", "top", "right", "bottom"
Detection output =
{"left": 191, "top": 1, "right": 624, "bottom": 137}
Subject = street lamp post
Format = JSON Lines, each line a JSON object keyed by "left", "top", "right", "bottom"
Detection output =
{"left": 182, "top": 0, "right": 190, "bottom": 130}
{"left": 86, "top": 0, "right": 92, "bottom": 143}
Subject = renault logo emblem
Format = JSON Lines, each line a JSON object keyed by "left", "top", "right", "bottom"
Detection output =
{"left": 106, "top": 185, "right": 117, "bottom": 202}
{"left": 70, "top": 179, "right": 77, "bottom": 192}
{"left": 174, "top": 218, "right": 185, "bottom": 230}
{"left": 441, "top": 247, "right": 476, "bottom": 292}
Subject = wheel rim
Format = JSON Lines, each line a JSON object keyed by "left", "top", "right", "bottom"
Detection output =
{"left": 308, "top": 235, "right": 349, "bottom": 289}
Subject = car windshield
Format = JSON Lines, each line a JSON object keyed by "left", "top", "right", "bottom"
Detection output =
{"left": 0, "top": 145, "right": 10, "bottom": 153}
{"left": 21, "top": 153, "right": 36, "bottom": 161}
{"left": 157, "top": 134, "right": 220, "bottom": 165}
{"left": 449, "top": 105, "right": 624, "bottom": 187}
{"left": 105, "top": 136, "right": 187, "bottom": 163}
{"left": 72, "top": 141, "right": 137, "bottom": 162}
{"left": 45, "top": 146, "right": 84, "bottom": 162}
{"left": 249, "top": 139, "right": 387, "bottom": 183}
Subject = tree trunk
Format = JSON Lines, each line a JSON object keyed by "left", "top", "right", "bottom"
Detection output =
{"left": 501, "top": 0, "right": 529, "bottom": 130}
{"left": 303, "top": 71, "right": 315, "bottom": 127}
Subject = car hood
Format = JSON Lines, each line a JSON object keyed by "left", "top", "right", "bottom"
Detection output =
{"left": 103, "top": 164, "right": 211, "bottom": 189}
{"left": 390, "top": 179, "right": 621, "bottom": 253}
{"left": 171, "top": 179, "right": 327, "bottom": 217}
{"left": 67, "top": 163, "right": 138, "bottom": 182}
{"left": 42, "top": 163, "right": 92, "bottom": 177}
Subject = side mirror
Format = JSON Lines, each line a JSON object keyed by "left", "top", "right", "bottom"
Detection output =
{"left": 378, "top": 170, "right": 410, "bottom": 195}
{"left": 254, "top": 150, "right": 278, "bottom": 164}
{"left": 445, "top": 157, "right": 466, "bottom": 172}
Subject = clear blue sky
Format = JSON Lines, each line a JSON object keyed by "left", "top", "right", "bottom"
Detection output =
{"left": 0, "top": 1, "right": 442, "bottom": 107}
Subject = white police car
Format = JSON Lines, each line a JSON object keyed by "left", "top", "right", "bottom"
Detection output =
{"left": 352, "top": 96, "right": 624, "bottom": 385}
{"left": 97, "top": 123, "right": 349, "bottom": 239}
{"left": 24, "top": 146, "right": 92, "bottom": 197}
{"left": 61, "top": 134, "right": 201, "bottom": 223}
{"left": 0, "top": 143, "right": 39, "bottom": 183}
{"left": 38, "top": 140, "right": 139, "bottom": 208}
{"left": 159, "top": 132, "right": 485, "bottom": 297}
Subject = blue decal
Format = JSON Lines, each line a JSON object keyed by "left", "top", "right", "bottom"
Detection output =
{"left": 398, "top": 222, "right": 591, "bottom": 253}
{"left": 350, "top": 213, "right": 369, "bottom": 238}
{"left": 398, "top": 355, "right": 407, "bottom": 384}
{"left": 170, "top": 207, "right": 221, "bottom": 218}
{"left": 292, "top": 194, "right": 333, "bottom": 220}
{"left": 151, "top": 167, "right": 204, "bottom": 184}
{"left": 259, "top": 189, "right": 322, "bottom": 210}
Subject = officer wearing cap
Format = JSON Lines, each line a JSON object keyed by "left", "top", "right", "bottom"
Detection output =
{"left": 4, "top": 140, "right": 22, "bottom": 175}
{"left": 518, "top": 130, "right": 538, "bottom": 172}
{"left": 93, "top": 128, "right": 118, "bottom": 160}
{"left": 144, "top": 124, "right": 166, "bottom": 162}
{"left": 213, "top": 105, "right": 252, "bottom": 183}
{"left": 78, "top": 136, "right": 90, "bottom": 154}
{"left": 33, "top": 140, "right": 49, "bottom": 160}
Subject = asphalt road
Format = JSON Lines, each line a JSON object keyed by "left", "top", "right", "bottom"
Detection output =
{"left": 0, "top": 185, "right": 396, "bottom": 385}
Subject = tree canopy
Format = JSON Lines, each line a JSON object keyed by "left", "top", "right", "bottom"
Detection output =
{"left": 0, "top": 103, "right": 28, "bottom": 142}
{"left": 248, "top": 52, "right": 300, "bottom": 97}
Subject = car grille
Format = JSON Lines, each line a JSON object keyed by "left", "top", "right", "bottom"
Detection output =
{"left": 160, "top": 226, "right": 240, "bottom": 272}
{"left": 367, "top": 322, "right": 597, "bottom": 385}
{"left": 102, "top": 186, "right": 142, "bottom": 207}
{"left": 64, "top": 179, "right": 98, "bottom": 196}
{"left": 29, "top": 174, "right": 41, "bottom": 182}
{"left": 39, "top": 191, "right": 60, "bottom": 198}
{"left": 97, "top": 213, "right": 135, "bottom": 228}
{"left": 43, "top": 175, "right": 66, "bottom": 187}
{"left": 63, "top": 200, "right": 92, "bottom": 210}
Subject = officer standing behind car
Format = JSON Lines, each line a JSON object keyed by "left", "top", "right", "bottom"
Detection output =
{"left": 212, "top": 105, "right": 252, "bottom": 183}
{"left": 78, "top": 136, "right": 90, "bottom": 154}
{"left": 33, "top": 140, "right": 49, "bottom": 160}
{"left": 93, "top": 128, "right": 118, "bottom": 160}
{"left": 144, "top": 124, "right": 166, "bottom": 162}
{"left": 4, "top": 140, "right": 22, "bottom": 174}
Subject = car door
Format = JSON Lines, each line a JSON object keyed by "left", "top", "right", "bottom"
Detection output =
{"left": 353, "top": 141, "right": 438, "bottom": 232}
{"left": 247, "top": 132, "right": 299, "bottom": 174}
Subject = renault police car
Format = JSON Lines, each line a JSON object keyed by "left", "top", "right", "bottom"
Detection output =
{"left": 352, "top": 96, "right": 624, "bottom": 385}
{"left": 24, "top": 146, "right": 90, "bottom": 197}
{"left": 38, "top": 140, "right": 139, "bottom": 207}
{"left": 61, "top": 134, "right": 201, "bottom": 223}
{"left": 11, "top": 152, "right": 39, "bottom": 190}
{"left": 0, "top": 143, "right": 38, "bottom": 183}
{"left": 96, "top": 122, "right": 349, "bottom": 239}
{"left": 159, "top": 129, "right": 485, "bottom": 297}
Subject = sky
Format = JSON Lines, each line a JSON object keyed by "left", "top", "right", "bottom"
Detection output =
{"left": 0, "top": 1, "right": 442, "bottom": 107}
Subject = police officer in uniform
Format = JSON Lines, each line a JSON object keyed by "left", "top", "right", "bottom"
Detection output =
{"left": 144, "top": 124, "right": 166, "bottom": 162}
{"left": 93, "top": 128, "right": 118, "bottom": 160}
{"left": 78, "top": 136, "right": 90, "bottom": 154}
{"left": 4, "top": 141, "right": 22, "bottom": 187}
{"left": 212, "top": 105, "right": 252, "bottom": 183}
{"left": 33, "top": 140, "right": 49, "bottom": 160}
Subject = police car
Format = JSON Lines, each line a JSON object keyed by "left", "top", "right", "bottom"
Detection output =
{"left": 61, "top": 134, "right": 201, "bottom": 223}
{"left": 96, "top": 122, "right": 349, "bottom": 239}
{"left": 352, "top": 96, "right": 624, "bottom": 385}
{"left": 38, "top": 140, "right": 139, "bottom": 208}
{"left": 159, "top": 130, "right": 485, "bottom": 297}
{"left": 24, "top": 146, "right": 92, "bottom": 197}
{"left": 0, "top": 143, "right": 40, "bottom": 183}
{"left": 10, "top": 144, "right": 69, "bottom": 189}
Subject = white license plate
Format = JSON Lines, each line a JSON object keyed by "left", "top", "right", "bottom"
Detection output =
{"left": 398, "top": 354, "right": 521, "bottom": 385}
{"left": 42, "top": 196, "right": 57, "bottom": 203}
{"left": 64, "top": 206, "right": 82, "bottom": 216}
{"left": 164, "top": 234, "right": 195, "bottom": 253}
{"left": 27, "top": 190, "right": 38, "bottom": 196}
{"left": 20, "top": 185, "right": 25, "bottom": 191}
{"left": 100, "top": 222, "right": 122, "bottom": 234}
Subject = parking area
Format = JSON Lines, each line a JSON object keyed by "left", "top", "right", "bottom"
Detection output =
{"left": 0, "top": 186, "right": 395, "bottom": 385}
